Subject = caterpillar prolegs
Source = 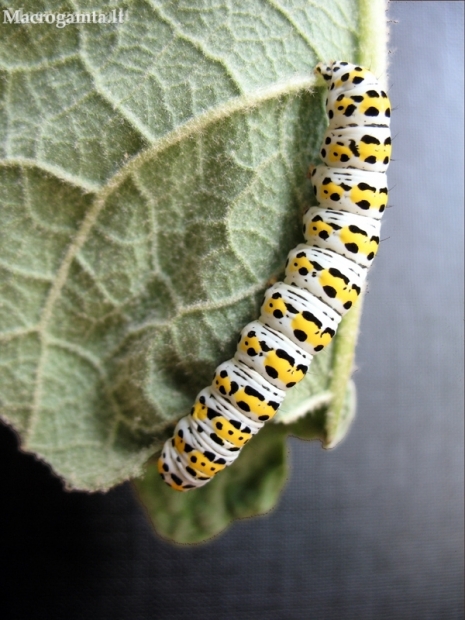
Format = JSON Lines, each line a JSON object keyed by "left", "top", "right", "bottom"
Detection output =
{"left": 158, "top": 61, "right": 391, "bottom": 491}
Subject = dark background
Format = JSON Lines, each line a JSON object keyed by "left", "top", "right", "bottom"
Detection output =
{"left": 1, "top": 2, "right": 463, "bottom": 619}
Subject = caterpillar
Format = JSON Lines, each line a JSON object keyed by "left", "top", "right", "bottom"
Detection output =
{"left": 158, "top": 61, "right": 391, "bottom": 491}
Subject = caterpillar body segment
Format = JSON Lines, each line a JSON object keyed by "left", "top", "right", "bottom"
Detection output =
{"left": 303, "top": 207, "right": 381, "bottom": 267}
{"left": 212, "top": 360, "right": 286, "bottom": 423}
{"left": 320, "top": 126, "right": 391, "bottom": 172}
{"left": 284, "top": 244, "right": 367, "bottom": 316}
{"left": 260, "top": 282, "right": 341, "bottom": 355}
{"left": 324, "top": 85, "right": 391, "bottom": 129}
{"left": 235, "top": 321, "right": 312, "bottom": 391}
{"left": 191, "top": 387, "right": 263, "bottom": 448}
{"left": 184, "top": 417, "right": 240, "bottom": 463}
{"left": 309, "top": 166, "right": 388, "bottom": 218}
{"left": 158, "top": 440, "right": 209, "bottom": 491}
{"left": 158, "top": 60, "right": 391, "bottom": 491}
{"left": 315, "top": 61, "right": 381, "bottom": 93}
{"left": 173, "top": 417, "right": 228, "bottom": 478}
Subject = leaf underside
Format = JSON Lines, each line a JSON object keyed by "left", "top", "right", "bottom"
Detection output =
{"left": 0, "top": 0, "right": 386, "bottom": 542}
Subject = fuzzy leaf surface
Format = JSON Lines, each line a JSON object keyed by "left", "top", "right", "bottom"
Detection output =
{"left": 0, "top": 0, "right": 381, "bottom": 506}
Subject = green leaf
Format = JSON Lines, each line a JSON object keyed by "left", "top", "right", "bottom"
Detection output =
{"left": 0, "top": 0, "right": 388, "bottom": 535}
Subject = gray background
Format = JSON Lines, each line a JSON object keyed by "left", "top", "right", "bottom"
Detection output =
{"left": 0, "top": 2, "right": 463, "bottom": 619}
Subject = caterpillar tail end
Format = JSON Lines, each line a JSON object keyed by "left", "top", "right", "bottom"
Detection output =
{"left": 157, "top": 454, "right": 184, "bottom": 492}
